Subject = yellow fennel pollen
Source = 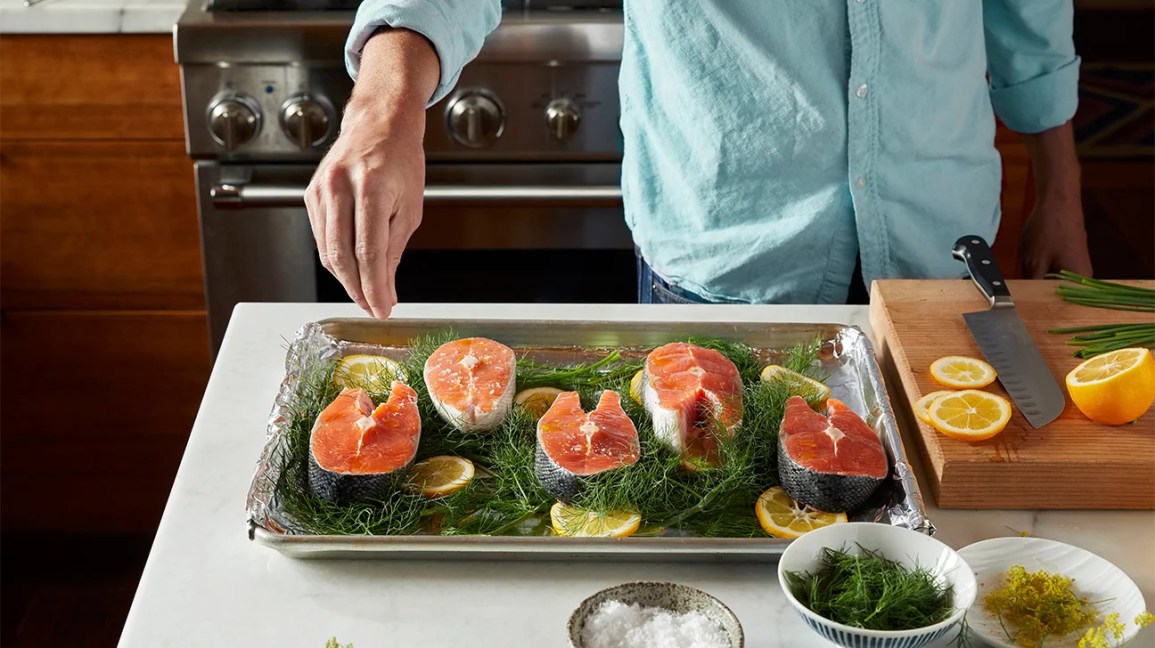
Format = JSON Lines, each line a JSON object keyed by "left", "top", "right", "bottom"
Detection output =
{"left": 982, "top": 565, "right": 1098, "bottom": 647}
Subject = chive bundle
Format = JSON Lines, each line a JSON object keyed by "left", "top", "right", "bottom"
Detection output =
{"left": 1047, "top": 271, "right": 1155, "bottom": 312}
{"left": 1046, "top": 271, "right": 1155, "bottom": 358}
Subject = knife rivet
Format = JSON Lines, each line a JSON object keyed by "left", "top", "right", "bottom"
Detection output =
{"left": 981, "top": 259, "right": 991, "bottom": 265}
{"left": 993, "top": 281, "right": 1003, "bottom": 286}
{"left": 971, "top": 239, "right": 980, "bottom": 244}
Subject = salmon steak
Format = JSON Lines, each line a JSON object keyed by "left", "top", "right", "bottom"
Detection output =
{"left": 423, "top": 337, "right": 516, "bottom": 432}
{"left": 535, "top": 390, "right": 640, "bottom": 502}
{"left": 641, "top": 342, "right": 743, "bottom": 464}
{"left": 308, "top": 384, "right": 421, "bottom": 503}
{"left": 777, "top": 396, "right": 887, "bottom": 513}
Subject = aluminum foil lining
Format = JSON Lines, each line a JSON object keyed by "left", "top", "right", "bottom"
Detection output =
{"left": 246, "top": 318, "right": 933, "bottom": 556}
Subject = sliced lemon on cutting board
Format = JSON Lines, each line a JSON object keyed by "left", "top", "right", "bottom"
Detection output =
{"left": 929, "top": 356, "right": 998, "bottom": 389}
{"left": 549, "top": 502, "right": 641, "bottom": 538}
{"left": 513, "top": 387, "right": 565, "bottom": 420}
{"left": 405, "top": 455, "right": 475, "bottom": 498}
{"left": 926, "top": 389, "right": 1012, "bottom": 441}
{"left": 760, "top": 365, "right": 831, "bottom": 407}
{"left": 755, "top": 486, "right": 847, "bottom": 539}
{"left": 914, "top": 390, "right": 956, "bottom": 424}
{"left": 333, "top": 354, "right": 405, "bottom": 390}
{"left": 629, "top": 370, "right": 645, "bottom": 405}
{"left": 1066, "top": 348, "right": 1155, "bottom": 425}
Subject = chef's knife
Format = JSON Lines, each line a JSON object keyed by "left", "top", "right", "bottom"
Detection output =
{"left": 952, "top": 235, "right": 1065, "bottom": 428}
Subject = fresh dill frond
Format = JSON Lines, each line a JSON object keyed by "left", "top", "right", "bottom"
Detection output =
{"left": 517, "top": 349, "right": 642, "bottom": 392}
{"left": 785, "top": 337, "right": 825, "bottom": 378}
{"left": 784, "top": 544, "right": 954, "bottom": 631}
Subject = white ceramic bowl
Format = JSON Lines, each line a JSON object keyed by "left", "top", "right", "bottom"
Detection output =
{"left": 567, "top": 581, "right": 743, "bottom": 648}
{"left": 958, "top": 536, "right": 1147, "bottom": 648}
{"left": 778, "top": 522, "right": 976, "bottom": 648}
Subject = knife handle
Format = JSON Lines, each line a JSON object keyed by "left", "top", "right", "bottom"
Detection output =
{"left": 952, "top": 235, "right": 1014, "bottom": 308}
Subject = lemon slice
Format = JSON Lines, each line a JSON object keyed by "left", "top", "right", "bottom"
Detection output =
{"left": 1066, "top": 348, "right": 1155, "bottom": 425}
{"left": 914, "top": 390, "right": 956, "bottom": 424}
{"left": 755, "top": 486, "right": 847, "bottom": 539}
{"left": 760, "top": 365, "right": 831, "bottom": 407}
{"left": 926, "top": 389, "right": 1012, "bottom": 441}
{"left": 929, "top": 356, "right": 998, "bottom": 389}
{"left": 405, "top": 455, "right": 475, "bottom": 498}
{"left": 334, "top": 354, "right": 405, "bottom": 390}
{"left": 629, "top": 370, "right": 645, "bottom": 405}
{"left": 549, "top": 502, "right": 641, "bottom": 538}
{"left": 513, "top": 387, "right": 565, "bottom": 420}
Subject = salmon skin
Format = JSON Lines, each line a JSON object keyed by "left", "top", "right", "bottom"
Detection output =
{"left": 534, "top": 390, "right": 640, "bottom": 502}
{"left": 308, "top": 384, "right": 421, "bottom": 503}
{"left": 777, "top": 396, "right": 887, "bottom": 513}
{"left": 641, "top": 342, "right": 743, "bottom": 465}
{"left": 423, "top": 337, "right": 516, "bottom": 432}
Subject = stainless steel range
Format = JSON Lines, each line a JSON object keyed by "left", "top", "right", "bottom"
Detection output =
{"left": 176, "top": 0, "right": 629, "bottom": 354}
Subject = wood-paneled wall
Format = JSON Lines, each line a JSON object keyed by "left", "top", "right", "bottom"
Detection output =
{"left": 0, "top": 35, "right": 211, "bottom": 535}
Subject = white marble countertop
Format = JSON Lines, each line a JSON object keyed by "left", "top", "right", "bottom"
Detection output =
{"left": 0, "top": 0, "right": 185, "bottom": 34}
{"left": 118, "top": 303, "right": 1154, "bottom": 648}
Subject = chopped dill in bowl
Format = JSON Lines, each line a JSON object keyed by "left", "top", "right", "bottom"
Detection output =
{"left": 783, "top": 544, "right": 954, "bottom": 631}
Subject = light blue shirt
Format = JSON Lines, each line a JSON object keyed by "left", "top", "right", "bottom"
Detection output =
{"left": 347, "top": 1, "right": 1079, "bottom": 303}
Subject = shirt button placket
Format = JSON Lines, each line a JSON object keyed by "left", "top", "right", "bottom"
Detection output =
{"left": 846, "top": 0, "right": 883, "bottom": 280}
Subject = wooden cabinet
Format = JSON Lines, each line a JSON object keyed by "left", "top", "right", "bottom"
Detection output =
{"left": 0, "top": 35, "right": 209, "bottom": 535}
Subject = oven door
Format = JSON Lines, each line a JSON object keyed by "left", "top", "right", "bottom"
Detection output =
{"left": 195, "top": 161, "right": 634, "bottom": 354}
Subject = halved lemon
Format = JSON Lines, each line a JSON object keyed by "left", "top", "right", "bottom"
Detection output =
{"left": 926, "top": 389, "right": 1012, "bottom": 441}
{"left": 914, "top": 390, "right": 956, "bottom": 424}
{"left": 629, "top": 370, "right": 645, "bottom": 405}
{"left": 1066, "top": 348, "right": 1155, "bottom": 425}
{"left": 755, "top": 486, "right": 847, "bottom": 539}
{"left": 513, "top": 387, "right": 565, "bottom": 420}
{"left": 333, "top": 354, "right": 405, "bottom": 390}
{"left": 929, "top": 356, "right": 998, "bottom": 389}
{"left": 760, "top": 365, "right": 831, "bottom": 407}
{"left": 405, "top": 455, "right": 475, "bottom": 498}
{"left": 549, "top": 502, "right": 641, "bottom": 538}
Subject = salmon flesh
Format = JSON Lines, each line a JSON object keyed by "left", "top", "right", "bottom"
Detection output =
{"left": 308, "top": 384, "right": 422, "bottom": 503}
{"left": 423, "top": 337, "right": 516, "bottom": 432}
{"left": 641, "top": 342, "right": 743, "bottom": 463}
{"left": 777, "top": 396, "right": 887, "bottom": 512}
{"left": 534, "top": 390, "right": 641, "bottom": 502}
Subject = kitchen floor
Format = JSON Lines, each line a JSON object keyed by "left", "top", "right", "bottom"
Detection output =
{"left": 2, "top": 534, "right": 150, "bottom": 647}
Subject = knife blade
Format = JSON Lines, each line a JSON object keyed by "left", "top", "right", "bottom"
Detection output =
{"left": 951, "top": 235, "right": 1065, "bottom": 428}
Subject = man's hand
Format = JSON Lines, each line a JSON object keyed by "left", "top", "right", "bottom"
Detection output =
{"left": 305, "top": 29, "right": 440, "bottom": 318}
{"left": 1020, "top": 197, "right": 1093, "bottom": 278}
{"left": 1019, "top": 121, "right": 1093, "bottom": 278}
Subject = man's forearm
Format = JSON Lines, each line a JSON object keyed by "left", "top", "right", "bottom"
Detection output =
{"left": 1023, "top": 121, "right": 1082, "bottom": 205}
{"left": 345, "top": 28, "right": 441, "bottom": 125}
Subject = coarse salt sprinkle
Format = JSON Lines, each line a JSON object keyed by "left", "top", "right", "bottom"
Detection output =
{"left": 581, "top": 599, "right": 730, "bottom": 648}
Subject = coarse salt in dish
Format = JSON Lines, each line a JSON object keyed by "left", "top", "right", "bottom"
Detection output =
{"left": 580, "top": 599, "right": 729, "bottom": 648}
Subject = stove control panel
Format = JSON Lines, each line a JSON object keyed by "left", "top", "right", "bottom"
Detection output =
{"left": 207, "top": 94, "right": 261, "bottom": 151}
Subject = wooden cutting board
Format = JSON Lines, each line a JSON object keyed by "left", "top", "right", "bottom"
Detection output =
{"left": 869, "top": 279, "right": 1154, "bottom": 509}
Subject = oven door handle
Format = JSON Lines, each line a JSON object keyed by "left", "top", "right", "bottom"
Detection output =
{"left": 209, "top": 183, "right": 623, "bottom": 208}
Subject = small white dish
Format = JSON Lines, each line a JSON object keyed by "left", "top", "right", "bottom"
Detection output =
{"left": 958, "top": 536, "right": 1147, "bottom": 648}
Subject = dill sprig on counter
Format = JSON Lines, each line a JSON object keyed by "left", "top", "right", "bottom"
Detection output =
{"left": 269, "top": 331, "right": 830, "bottom": 538}
{"left": 784, "top": 544, "right": 954, "bottom": 631}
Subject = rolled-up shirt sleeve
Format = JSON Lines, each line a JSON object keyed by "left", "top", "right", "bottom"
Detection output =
{"left": 982, "top": 0, "right": 1080, "bottom": 134}
{"left": 346, "top": 0, "right": 502, "bottom": 106}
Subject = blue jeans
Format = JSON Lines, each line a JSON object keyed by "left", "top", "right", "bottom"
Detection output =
{"left": 637, "top": 254, "right": 715, "bottom": 304}
{"left": 636, "top": 253, "right": 870, "bottom": 305}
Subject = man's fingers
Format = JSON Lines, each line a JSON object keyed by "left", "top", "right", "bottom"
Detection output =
{"left": 353, "top": 182, "right": 397, "bottom": 319}
{"left": 322, "top": 177, "right": 369, "bottom": 312}
{"left": 384, "top": 204, "right": 421, "bottom": 309}
{"left": 304, "top": 178, "right": 329, "bottom": 272}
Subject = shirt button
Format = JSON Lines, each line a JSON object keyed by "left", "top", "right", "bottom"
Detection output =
{"left": 856, "top": 84, "right": 869, "bottom": 98}
{"left": 855, "top": 176, "right": 866, "bottom": 188}
{"left": 855, "top": 0, "right": 865, "bottom": 3}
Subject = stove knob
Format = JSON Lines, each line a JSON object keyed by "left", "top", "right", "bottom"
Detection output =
{"left": 446, "top": 90, "right": 504, "bottom": 148}
{"left": 207, "top": 95, "right": 261, "bottom": 151}
{"left": 280, "top": 95, "right": 333, "bottom": 150}
{"left": 545, "top": 98, "right": 581, "bottom": 141}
